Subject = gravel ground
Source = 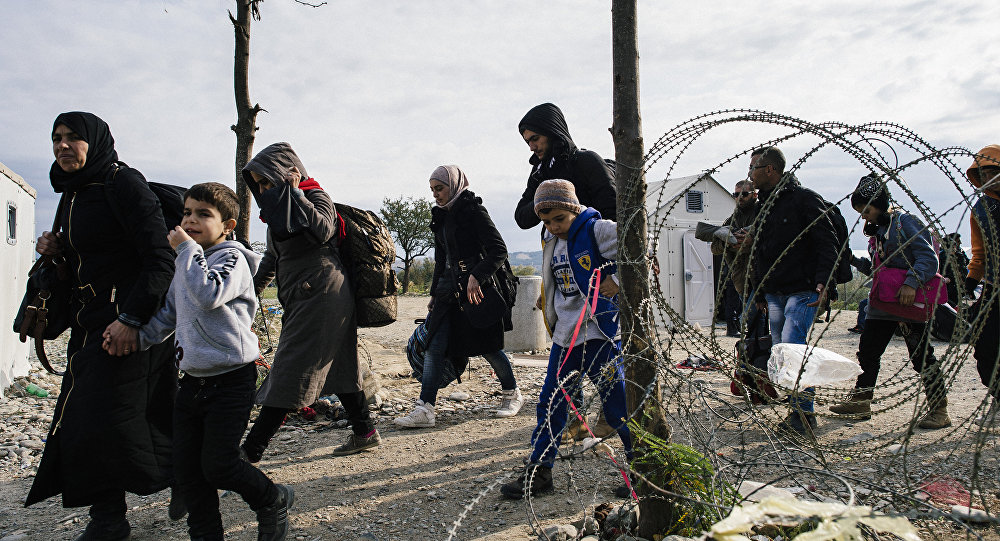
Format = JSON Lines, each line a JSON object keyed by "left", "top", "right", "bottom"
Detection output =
{"left": 1, "top": 296, "right": 999, "bottom": 540}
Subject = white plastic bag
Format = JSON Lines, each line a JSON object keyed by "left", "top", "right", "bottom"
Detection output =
{"left": 767, "top": 343, "right": 862, "bottom": 389}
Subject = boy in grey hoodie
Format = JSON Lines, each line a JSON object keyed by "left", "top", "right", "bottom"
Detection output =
{"left": 117, "top": 183, "right": 293, "bottom": 541}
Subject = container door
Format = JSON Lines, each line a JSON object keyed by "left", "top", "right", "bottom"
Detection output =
{"left": 682, "top": 230, "right": 714, "bottom": 325}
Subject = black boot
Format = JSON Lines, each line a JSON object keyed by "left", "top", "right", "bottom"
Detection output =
{"left": 74, "top": 519, "right": 131, "bottom": 541}
{"left": 256, "top": 484, "right": 295, "bottom": 541}
{"left": 500, "top": 463, "right": 554, "bottom": 500}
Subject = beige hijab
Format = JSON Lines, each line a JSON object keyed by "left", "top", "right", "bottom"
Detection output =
{"left": 429, "top": 165, "right": 470, "bottom": 209}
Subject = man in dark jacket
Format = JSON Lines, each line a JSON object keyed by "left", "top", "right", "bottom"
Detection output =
{"left": 748, "top": 146, "right": 839, "bottom": 439}
{"left": 514, "top": 103, "right": 617, "bottom": 229}
{"left": 514, "top": 103, "right": 618, "bottom": 441}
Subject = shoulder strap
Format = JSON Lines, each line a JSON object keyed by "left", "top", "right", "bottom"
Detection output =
{"left": 104, "top": 163, "right": 128, "bottom": 229}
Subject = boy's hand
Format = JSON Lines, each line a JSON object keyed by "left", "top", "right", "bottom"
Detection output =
{"left": 167, "top": 226, "right": 192, "bottom": 250}
{"left": 103, "top": 320, "right": 139, "bottom": 356}
{"left": 599, "top": 275, "right": 619, "bottom": 298}
{"left": 535, "top": 293, "right": 543, "bottom": 311}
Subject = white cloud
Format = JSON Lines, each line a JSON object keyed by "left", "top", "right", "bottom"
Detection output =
{"left": 2, "top": 0, "right": 997, "bottom": 253}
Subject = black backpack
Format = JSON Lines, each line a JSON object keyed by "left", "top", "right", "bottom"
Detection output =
{"left": 108, "top": 162, "right": 186, "bottom": 231}
{"left": 333, "top": 203, "right": 401, "bottom": 328}
{"left": 823, "top": 200, "right": 855, "bottom": 284}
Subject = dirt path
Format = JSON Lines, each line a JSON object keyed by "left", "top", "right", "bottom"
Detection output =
{"left": 2, "top": 296, "right": 999, "bottom": 540}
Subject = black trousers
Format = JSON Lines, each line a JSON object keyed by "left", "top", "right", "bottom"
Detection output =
{"left": 856, "top": 318, "right": 944, "bottom": 400}
{"left": 974, "top": 285, "right": 1000, "bottom": 398}
{"left": 174, "top": 363, "right": 278, "bottom": 539}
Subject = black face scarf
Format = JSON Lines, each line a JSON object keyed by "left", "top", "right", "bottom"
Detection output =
{"left": 517, "top": 102, "right": 578, "bottom": 165}
{"left": 49, "top": 112, "right": 119, "bottom": 193}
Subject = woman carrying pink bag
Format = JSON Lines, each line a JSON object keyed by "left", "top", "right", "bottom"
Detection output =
{"left": 828, "top": 174, "right": 951, "bottom": 429}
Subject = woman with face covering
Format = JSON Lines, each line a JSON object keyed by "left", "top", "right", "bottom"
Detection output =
{"left": 828, "top": 174, "right": 951, "bottom": 429}
{"left": 394, "top": 165, "right": 523, "bottom": 428}
{"left": 240, "top": 142, "right": 380, "bottom": 460}
{"left": 25, "top": 112, "right": 177, "bottom": 540}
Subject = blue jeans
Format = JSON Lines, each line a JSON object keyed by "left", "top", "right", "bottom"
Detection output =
{"left": 529, "top": 339, "right": 632, "bottom": 466}
{"left": 174, "top": 363, "right": 278, "bottom": 539}
{"left": 765, "top": 291, "right": 819, "bottom": 413}
{"left": 420, "top": 316, "right": 517, "bottom": 405}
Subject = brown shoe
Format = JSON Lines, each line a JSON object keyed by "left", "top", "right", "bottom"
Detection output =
{"left": 561, "top": 417, "right": 585, "bottom": 443}
{"left": 590, "top": 413, "right": 617, "bottom": 439}
{"left": 829, "top": 389, "right": 873, "bottom": 419}
{"left": 917, "top": 399, "right": 952, "bottom": 429}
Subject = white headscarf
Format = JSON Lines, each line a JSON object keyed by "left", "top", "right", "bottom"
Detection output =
{"left": 429, "top": 165, "right": 470, "bottom": 210}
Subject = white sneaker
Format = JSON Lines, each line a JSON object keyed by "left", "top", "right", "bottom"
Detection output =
{"left": 974, "top": 399, "right": 999, "bottom": 427}
{"left": 496, "top": 388, "right": 525, "bottom": 418}
{"left": 394, "top": 400, "right": 436, "bottom": 428}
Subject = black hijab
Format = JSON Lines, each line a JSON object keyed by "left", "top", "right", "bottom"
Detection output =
{"left": 517, "top": 103, "right": 578, "bottom": 165}
{"left": 49, "top": 112, "right": 119, "bottom": 193}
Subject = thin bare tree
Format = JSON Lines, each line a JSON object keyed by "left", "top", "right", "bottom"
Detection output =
{"left": 230, "top": 0, "right": 264, "bottom": 243}
{"left": 611, "top": 0, "right": 673, "bottom": 536}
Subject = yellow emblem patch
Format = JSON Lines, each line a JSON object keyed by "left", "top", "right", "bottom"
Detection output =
{"left": 577, "top": 254, "right": 592, "bottom": 271}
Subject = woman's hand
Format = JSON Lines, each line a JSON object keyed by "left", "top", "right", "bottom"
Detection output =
{"left": 167, "top": 226, "right": 192, "bottom": 250}
{"left": 535, "top": 293, "right": 543, "bottom": 310}
{"left": 599, "top": 275, "right": 620, "bottom": 298}
{"left": 286, "top": 166, "right": 302, "bottom": 190}
{"left": 898, "top": 284, "right": 917, "bottom": 306}
{"left": 102, "top": 320, "right": 139, "bottom": 357}
{"left": 466, "top": 275, "right": 483, "bottom": 305}
{"left": 427, "top": 297, "right": 435, "bottom": 311}
{"left": 36, "top": 231, "right": 62, "bottom": 256}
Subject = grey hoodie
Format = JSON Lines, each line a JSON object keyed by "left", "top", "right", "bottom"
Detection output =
{"left": 139, "top": 239, "right": 262, "bottom": 377}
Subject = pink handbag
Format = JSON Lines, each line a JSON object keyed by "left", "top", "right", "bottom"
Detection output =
{"left": 869, "top": 236, "right": 946, "bottom": 322}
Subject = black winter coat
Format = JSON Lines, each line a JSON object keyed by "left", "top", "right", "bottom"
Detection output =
{"left": 751, "top": 173, "right": 839, "bottom": 298}
{"left": 27, "top": 164, "right": 176, "bottom": 508}
{"left": 428, "top": 190, "right": 509, "bottom": 357}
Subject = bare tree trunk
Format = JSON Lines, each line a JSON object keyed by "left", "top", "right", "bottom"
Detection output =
{"left": 611, "top": 1, "right": 672, "bottom": 537}
{"left": 401, "top": 259, "right": 411, "bottom": 294}
{"left": 230, "top": 0, "right": 264, "bottom": 244}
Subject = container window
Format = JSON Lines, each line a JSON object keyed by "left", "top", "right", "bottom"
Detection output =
{"left": 685, "top": 191, "right": 704, "bottom": 213}
{"left": 6, "top": 202, "right": 15, "bottom": 245}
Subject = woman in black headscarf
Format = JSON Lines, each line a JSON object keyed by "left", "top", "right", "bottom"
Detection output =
{"left": 240, "top": 142, "right": 380, "bottom": 461}
{"left": 26, "top": 112, "right": 177, "bottom": 540}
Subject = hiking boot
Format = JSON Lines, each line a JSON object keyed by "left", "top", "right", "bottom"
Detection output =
{"left": 591, "top": 413, "right": 617, "bottom": 438}
{"left": 496, "top": 387, "right": 525, "bottom": 418}
{"left": 256, "top": 484, "right": 294, "bottom": 541}
{"left": 74, "top": 518, "right": 131, "bottom": 541}
{"left": 500, "top": 464, "right": 554, "bottom": 500}
{"left": 777, "top": 411, "right": 817, "bottom": 440}
{"left": 331, "top": 429, "right": 382, "bottom": 456}
{"left": 974, "top": 398, "right": 999, "bottom": 427}
{"left": 561, "top": 416, "right": 585, "bottom": 443}
{"left": 394, "top": 400, "right": 435, "bottom": 428}
{"left": 167, "top": 485, "right": 187, "bottom": 521}
{"left": 917, "top": 398, "right": 952, "bottom": 429}
{"left": 829, "top": 389, "right": 873, "bottom": 419}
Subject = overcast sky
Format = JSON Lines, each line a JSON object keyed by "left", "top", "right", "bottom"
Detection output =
{"left": 3, "top": 0, "right": 998, "bottom": 252}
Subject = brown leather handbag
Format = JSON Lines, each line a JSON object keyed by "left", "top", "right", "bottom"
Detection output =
{"left": 13, "top": 194, "right": 70, "bottom": 375}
